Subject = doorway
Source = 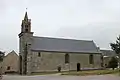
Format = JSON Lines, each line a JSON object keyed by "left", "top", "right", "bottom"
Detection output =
{"left": 77, "top": 63, "right": 81, "bottom": 71}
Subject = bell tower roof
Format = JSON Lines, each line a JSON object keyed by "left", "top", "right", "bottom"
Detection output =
{"left": 24, "top": 11, "right": 28, "bottom": 21}
{"left": 19, "top": 10, "right": 34, "bottom": 38}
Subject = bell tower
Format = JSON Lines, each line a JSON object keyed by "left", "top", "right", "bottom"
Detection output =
{"left": 19, "top": 11, "right": 33, "bottom": 37}
{"left": 21, "top": 12, "right": 31, "bottom": 33}
{"left": 18, "top": 11, "right": 33, "bottom": 75}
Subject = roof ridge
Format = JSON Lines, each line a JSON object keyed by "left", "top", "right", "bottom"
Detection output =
{"left": 33, "top": 36, "right": 93, "bottom": 42}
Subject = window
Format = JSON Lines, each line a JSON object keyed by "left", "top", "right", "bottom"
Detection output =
{"left": 89, "top": 54, "right": 94, "bottom": 64}
{"left": 25, "top": 29, "right": 28, "bottom": 32}
{"left": 101, "top": 56, "right": 103, "bottom": 61}
{"left": 101, "top": 56, "right": 104, "bottom": 67}
{"left": 25, "top": 25, "right": 28, "bottom": 32}
{"left": 25, "top": 25, "right": 28, "bottom": 28}
{"left": 65, "top": 54, "right": 69, "bottom": 63}
{"left": 38, "top": 52, "right": 41, "bottom": 57}
{"left": 7, "top": 66, "right": 10, "bottom": 70}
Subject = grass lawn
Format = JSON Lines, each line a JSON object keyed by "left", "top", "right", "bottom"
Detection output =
{"left": 61, "top": 69, "right": 120, "bottom": 76}
{"left": 31, "top": 71, "right": 78, "bottom": 75}
{"left": 32, "top": 71, "right": 59, "bottom": 75}
{"left": 31, "top": 69, "right": 120, "bottom": 76}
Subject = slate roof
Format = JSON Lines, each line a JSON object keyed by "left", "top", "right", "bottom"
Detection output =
{"left": 31, "top": 36, "right": 101, "bottom": 54}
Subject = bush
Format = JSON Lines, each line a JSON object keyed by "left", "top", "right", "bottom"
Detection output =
{"left": 107, "top": 57, "right": 118, "bottom": 70}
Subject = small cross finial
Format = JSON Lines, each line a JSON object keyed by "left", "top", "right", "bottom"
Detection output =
{"left": 26, "top": 8, "right": 28, "bottom": 11}
{"left": 24, "top": 8, "right": 28, "bottom": 20}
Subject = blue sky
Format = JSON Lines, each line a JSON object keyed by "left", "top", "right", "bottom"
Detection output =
{"left": 0, "top": 0, "right": 120, "bottom": 54}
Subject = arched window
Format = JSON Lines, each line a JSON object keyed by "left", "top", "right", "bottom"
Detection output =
{"left": 25, "top": 25, "right": 28, "bottom": 28}
{"left": 65, "top": 54, "right": 69, "bottom": 63}
{"left": 38, "top": 52, "right": 41, "bottom": 57}
{"left": 89, "top": 54, "right": 94, "bottom": 64}
{"left": 101, "top": 56, "right": 103, "bottom": 61}
{"left": 101, "top": 56, "right": 104, "bottom": 67}
{"left": 7, "top": 66, "right": 10, "bottom": 70}
{"left": 25, "top": 25, "right": 28, "bottom": 32}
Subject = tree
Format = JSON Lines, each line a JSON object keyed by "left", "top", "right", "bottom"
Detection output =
{"left": 0, "top": 51, "right": 4, "bottom": 78}
{"left": 110, "top": 35, "right": 120, "bottom": 72}
{"left": 107, "top": 57, "right": 118, "bottom": 70}
{"left": 0, "top": 51, "right": 4, "bottom": 62}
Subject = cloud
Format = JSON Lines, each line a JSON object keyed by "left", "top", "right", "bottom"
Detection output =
{"left": 0, "top": 0, "right": 120, "bottom": 53}
{"left": 55, "top": 22, "right": 120, "bottom": 49}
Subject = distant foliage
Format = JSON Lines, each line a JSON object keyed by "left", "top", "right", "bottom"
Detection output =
{"left": 107, "top": 57, "right": 118, "bottom": 70}
{"left": 0, "top": 51, "right": 4, "bottom": 61}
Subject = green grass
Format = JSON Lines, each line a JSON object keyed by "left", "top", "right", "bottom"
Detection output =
{"left": 61, "top": 69, "right": 120, "bottom": 76}
{"left": 31, "top": 71, "right": 76, "bottom": 75}
{"left": 112, "top": 70, "right": 120, "bottom": 76}
{"left": 31, "top": 71, "right": 59, "bottom": 75}
{"left": 31, "top": 69, "right": 120, "bottom": 76}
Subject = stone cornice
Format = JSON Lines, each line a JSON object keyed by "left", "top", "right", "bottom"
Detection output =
{"left": 18, "top": 32, "right": 34, "bottom": 38}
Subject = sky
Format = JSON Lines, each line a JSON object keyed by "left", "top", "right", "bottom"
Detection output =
{"left": 0, "top": 0, "right": 120, "bottom": 54}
